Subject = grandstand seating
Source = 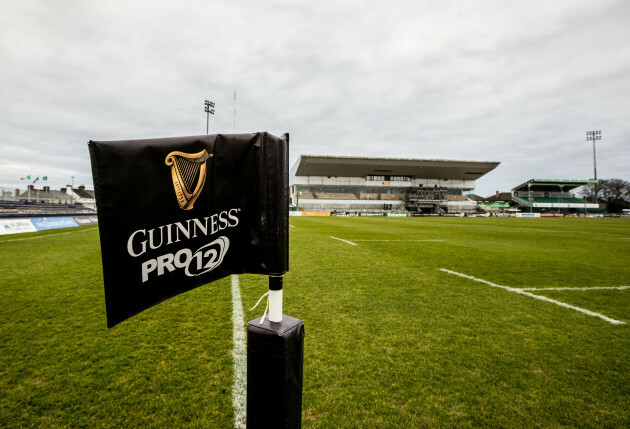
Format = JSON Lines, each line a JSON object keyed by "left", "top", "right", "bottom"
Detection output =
{"left": 533, "top": 197, "right": 587, "bottom": 204}
{"left": 297, "top": 192, "right": 316, "bottom": 199}
{"left": 360, "top": 193, "right": 378, "bottom": 200}
{"left": 380, "top": 194, "right": 404, "bottom": 200}
{"left": 316, "top": 193, "right": 358, "bottom": 200}
{"left": 445, "top": 195, "right": 469, "bottom": 201}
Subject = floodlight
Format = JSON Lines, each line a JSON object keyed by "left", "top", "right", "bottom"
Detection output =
{"left": 586, "top": 130, "right": 602, "bottom": 204}
{"left": 204, "top": 99, "right": 215, "bottom": 134}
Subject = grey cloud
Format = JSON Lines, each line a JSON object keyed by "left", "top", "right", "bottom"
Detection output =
{"left": 1, "top": 0, "right": 629, "bottom": 197}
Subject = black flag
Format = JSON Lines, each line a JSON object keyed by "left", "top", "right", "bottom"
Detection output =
{"left": 89, "top": 132, "right": 289, "bottom": 327}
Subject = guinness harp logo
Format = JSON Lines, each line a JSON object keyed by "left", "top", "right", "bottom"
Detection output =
{"left": 165, "top": 149, "right": 212, "bottom": 210}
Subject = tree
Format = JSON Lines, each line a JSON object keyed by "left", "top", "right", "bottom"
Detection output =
{"left": 599, "top": 179, "right": 630, "bottom": 213}
{"left": 579, "top": 178, "right": 630, "bottom": 213}
{"left": 577, "top": 184, "right": 595, "bottom": 202}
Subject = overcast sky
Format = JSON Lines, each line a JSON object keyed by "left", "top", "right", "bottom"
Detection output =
{"left": 1, "top": 0, "right": 628, "bottom": 197}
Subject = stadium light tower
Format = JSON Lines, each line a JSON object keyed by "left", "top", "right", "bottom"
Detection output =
{"left": 204, "top": 100, "right": 215, "bottom": 134}
{"left": 586, "top": 130, "right": 601, "bottom": 204}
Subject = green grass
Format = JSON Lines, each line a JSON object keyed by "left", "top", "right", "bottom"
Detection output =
{"left": 0, "top": 226, "right": 233, "bottom": 428}
{"left": 2, "top": 218, "right": 630, "bottom": 427}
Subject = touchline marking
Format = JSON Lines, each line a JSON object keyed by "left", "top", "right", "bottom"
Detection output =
{"left": 0, "top": 227, "right": 98, "bottom": 242}
{"left": 519, "top": 286, "right": 630, "bottom": 291}
{"left": 231, "top": 275, "right": 247, "bottom": 429}
{"left": 439, "top": 269, "right": 626, "bottom": 325}
{"left": 353, "top": 239, "right": 445, "bottom": 242}
{"left": 330, "top": 236, "right": 357, "bottom": 246}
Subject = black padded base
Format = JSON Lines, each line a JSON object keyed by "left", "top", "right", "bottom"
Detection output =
{"left": 247, "top": 315, "right": 304, "bottom": 429}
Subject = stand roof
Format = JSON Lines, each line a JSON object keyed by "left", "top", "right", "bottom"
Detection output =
{"left": 291, "top": 155, "right": 500, "bottom": 180}
{"left": 512, "top": 179, "right": 595, "bottom": 193}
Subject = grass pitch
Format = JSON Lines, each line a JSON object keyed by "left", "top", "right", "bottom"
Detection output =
{"left": 1, "top": 218, "right": 629, "bottom": 427}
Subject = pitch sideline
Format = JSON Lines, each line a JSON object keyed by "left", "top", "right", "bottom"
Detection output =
{"left": 330, "top": 236, "right": 357, "bottom": 246}
{"left": 231, "top": 275, "right": 247, "bottom": 428}
{"left": 330, "top": 236, "right": 445, "bottom": 245}
{"left": 520, "top": 286, "right": 630, "bottom": 291}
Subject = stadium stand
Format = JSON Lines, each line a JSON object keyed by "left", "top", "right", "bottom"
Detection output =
{"left": 290, "top": 155, "right": 499, "bottom": 215}
{"left": 511, "top": 179, "right": 601, "bottom": 214}
{"left": 474, "top": 185, "right": 604, "bottom": 216}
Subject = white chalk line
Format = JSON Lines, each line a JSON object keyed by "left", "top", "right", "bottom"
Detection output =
{"left": 518, "top": 228, "right": 566, "bottom": 233}
{"left": 520, "top": 286, "right": 630, "bottom": 291}
{"left": 331, "top": 237, "right": 444, "bottom": 245}
{"left": 353, "top": 239, "right": 445, "bottom": 242}
{"left": 0, "top": 226, "right": 98, "bottom": 242}
{"left": 394, "top": 220, "right": 630, "bottom": 239}
{"left": 330, "top": 236, "right": 357, "bottom": 246}
{"left": 439, "top": 269, "right": 626, "bottom": 325}
{"left": 231, "top": 275, "right": 247, "bottom": 428}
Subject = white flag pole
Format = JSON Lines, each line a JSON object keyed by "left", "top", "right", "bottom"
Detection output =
{"left": 268, "top": 276, "right": 283, "bottom": 322}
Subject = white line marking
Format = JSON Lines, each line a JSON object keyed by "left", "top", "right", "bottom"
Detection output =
{"left": 394, "top": 220, "right": 630, "bottom": 239}
{"left": 231, "top": 275, "right": 247, "bottom": 428}
{"left": 330, "top": 236, "right": 357, "bottom": 246}
{"left": 439, "top": 269, "right": 626, "bottom": 325}
{"left": 519, "top": 286, "right": 630, "bottom": 291}
{"left": 353, "top": 239, "right": 445, "bottom": 242}
{"left": 517, "top": 228, "right": 566, "bottom": 233}
{"left": 0, "top": 227, "right": 98, "bottom": 242}
{"left": 289, "top": 224, "right": 295, "bottom": 228}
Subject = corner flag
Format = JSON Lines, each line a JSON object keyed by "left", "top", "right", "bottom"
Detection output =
{"left": 89, "top": 133, "right": 289, "bottom": 327}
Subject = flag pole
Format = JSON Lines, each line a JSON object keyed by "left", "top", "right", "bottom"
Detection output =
{"left": 268, "top": 275, "right": 283, "bottom": 322}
